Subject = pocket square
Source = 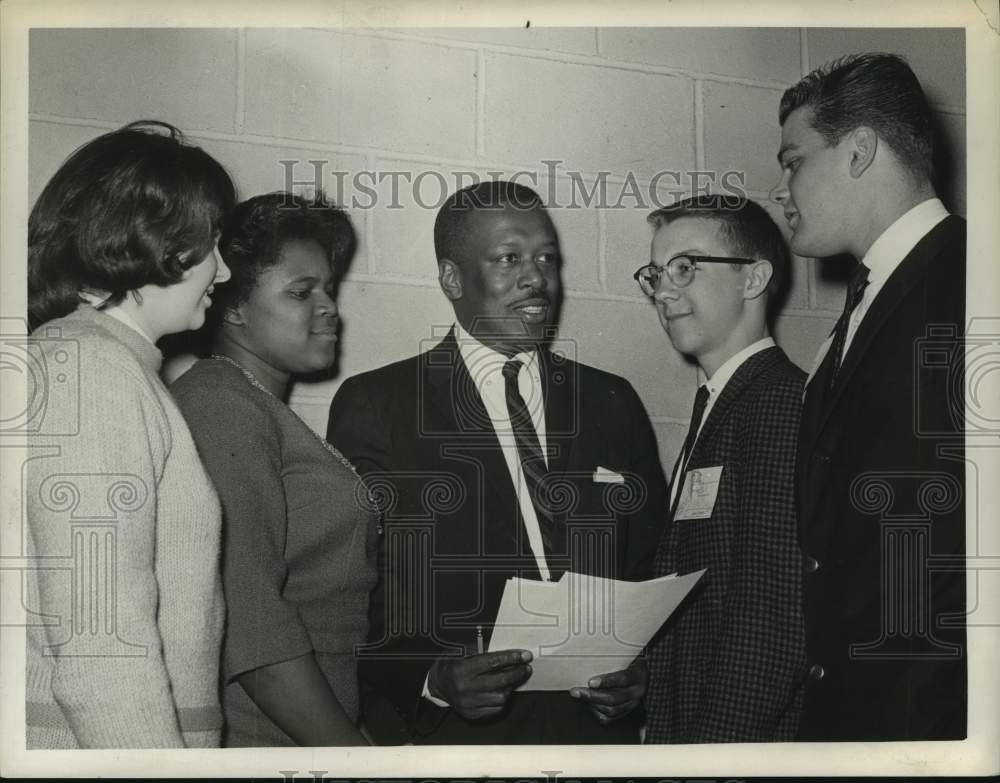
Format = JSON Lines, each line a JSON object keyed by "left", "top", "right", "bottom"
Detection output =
{"left": 593, "top": 466, "right": 624, "bottom": 484}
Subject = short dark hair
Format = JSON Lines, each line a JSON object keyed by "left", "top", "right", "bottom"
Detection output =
{"left": 433, "top": 179, "right": 544, "bottom": 263}
{"left": 779, "top": 52, "right": 934, "bottom": 183}
{"left": 213, "top": 191, "right": 355, "bottom": 315}
{"left": 28, "top": 120, "right": 236, "bottom": 329}
{"left": 647, "top": 194, "right": 791, "bottom": 305}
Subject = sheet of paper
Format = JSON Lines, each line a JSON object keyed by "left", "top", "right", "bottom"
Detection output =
{"left": 488, "top": 569, "right": 705, "bottom": 690}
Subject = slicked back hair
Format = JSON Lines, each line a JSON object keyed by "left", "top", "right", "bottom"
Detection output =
{"left": 647, "top": 193, "right": 791, "bottom": 306}
{"left": 434, "top": 180, "right": 545, "bottom": 264}
{"left": 779, "top": 52, "right": 935, "bottom": 184}
{"left": 28, "top": 120, "right": 236, "bottom": 330}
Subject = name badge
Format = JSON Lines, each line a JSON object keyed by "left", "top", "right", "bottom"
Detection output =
{"left": 674, "top": 465, "right": 724, "bottom": 521}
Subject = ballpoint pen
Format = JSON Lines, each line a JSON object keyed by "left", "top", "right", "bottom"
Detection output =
{"left": 476, "top": 624, "right": 484, "bottom": 655}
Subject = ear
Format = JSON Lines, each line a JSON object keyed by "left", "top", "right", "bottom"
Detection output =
{"left": 438, "top": 258, "right": 463, "bottom": 302}
{"left": 222, "top": 305, "right": 245, "bottom": 326}
{"left": 848, "top": 126, "right": 878, "bottom": 179}
{"left": 744, "top": 260, "right": 773, "bottom": 302}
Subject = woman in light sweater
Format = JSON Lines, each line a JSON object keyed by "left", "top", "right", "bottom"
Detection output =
{"left": 171, "top": 192, "right": 377, "bottom": 746}
{"left": 25, "top": 121, "right": 236, "bottom": 748}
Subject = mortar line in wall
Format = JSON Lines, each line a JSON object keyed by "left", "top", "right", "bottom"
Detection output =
{"left": 26, "top": 114, "right": 661, "bottom": 186}
{"left": 27, "top": 113, "right": 963, "bottom": 192}
{"left": 364, "top": 149, "right": 377, "bottom": 275}
{"left": 349, "top": 27, "right": 795, "bottom": 92}
{"left": 596, "top": 204, "right": 608, "bottom": 293}
{"left": 475, "top": 48, "right": 486, "bottom": 157}
{"left": 694, "top": 79, "right": 705, "bottom": 170}
{"left": 235, "top": 29, "right": 246, "bottom": 134}
{"left": 799, "top": 28, "right": 810, "bottom": 76}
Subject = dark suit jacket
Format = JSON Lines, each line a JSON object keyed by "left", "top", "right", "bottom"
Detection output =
{"left": 796, "top": 215, "right": 966, "bottom": 741}
{"left": 327, "top": 329, "right": 668, "bottom": 744}
{"left": 646, "top": 346, "right": 807, "bottom": 743}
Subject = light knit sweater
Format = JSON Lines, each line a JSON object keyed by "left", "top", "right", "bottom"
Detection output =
{"left": 24, "top": 307, "right": 225, "bottom": 748}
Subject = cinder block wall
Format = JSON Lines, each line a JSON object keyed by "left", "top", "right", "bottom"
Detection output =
{"left": 28, "top": 27, "right": 966, "bottom": 471}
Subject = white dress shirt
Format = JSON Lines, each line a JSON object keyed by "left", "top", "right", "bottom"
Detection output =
{"left": 669, "top": 337, "right": 775, "bottom": 508}
{"left": 455, "top": 322, "right": 551, "bottom": 580}
{"left": 423, "top": 324, "right": 551, "bottom": 705}
{"left": 841, "top": 197, "right": 949, "bottom": 358}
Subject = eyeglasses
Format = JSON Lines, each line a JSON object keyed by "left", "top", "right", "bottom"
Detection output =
{"left": 633, "top": 254, "right": 758, "bottom": 295}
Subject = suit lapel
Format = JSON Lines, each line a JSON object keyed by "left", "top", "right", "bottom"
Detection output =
{"left": 539, "top": 349, "right": 576, "bottom": 476}
{"left": 687, "top": 347, "right": 782, "bottom": 468}
{"left": 805, "top": 215, "right": 962, "bottom": 452}
{"left": 425, "top": 331, "right": 523, "bottom": 552}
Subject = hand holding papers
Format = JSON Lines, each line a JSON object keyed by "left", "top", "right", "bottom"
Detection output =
{"left": 488, "top": 569, "right": 705, "bottom": 690}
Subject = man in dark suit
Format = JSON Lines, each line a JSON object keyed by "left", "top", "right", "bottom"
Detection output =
{"left": 770, "top": 53, "right": 966, "bottom": 740}
{"left": 328, "top": 180, "right": 668, "bottom": 744}
{"left": 638, "top": 195, "right": 807, "bottom": 743}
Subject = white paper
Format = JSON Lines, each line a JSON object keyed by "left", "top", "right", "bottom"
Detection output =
{"left": 488, "top": 569, "right": 705, "bottom": 690}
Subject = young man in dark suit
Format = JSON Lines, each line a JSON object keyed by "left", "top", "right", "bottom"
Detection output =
{"left": 640, "top": 195, "right": 807, "bottom": 743}
{"left": 327, "top": 180, "right": 668, "bottom": 744}
{"left": 770, "top": 53, "right": 966, "bottom": 741}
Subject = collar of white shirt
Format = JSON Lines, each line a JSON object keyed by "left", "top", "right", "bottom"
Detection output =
{"left": 861, "top": 197, "right": 949, "bottom": 293}
{"left": 701, "top": 336, "right": 776, "bottom": 410}
{"left": 669, "top": 337, "right": 776, "bottom": 509}
{"left": 453, "top": 322, "right": 544, "bottom": 432}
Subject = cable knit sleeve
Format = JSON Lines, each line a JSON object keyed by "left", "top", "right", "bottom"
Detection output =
{"left": 27, "top": 342, "right": 185, "bottom": 748}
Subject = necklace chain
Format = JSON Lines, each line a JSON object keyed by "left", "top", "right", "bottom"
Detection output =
{"left": 209, "top": 354, "right": 382, "bottom": 518}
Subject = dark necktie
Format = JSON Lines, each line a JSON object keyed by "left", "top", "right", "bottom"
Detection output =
{"left": 669, "top": 384, "right": 710, "bottom": 519}
{"left": 502, "top": 358, "right": 561, "bottom": 564}
{"left": 828, "top": 262, "right": 871, "bottom": 394}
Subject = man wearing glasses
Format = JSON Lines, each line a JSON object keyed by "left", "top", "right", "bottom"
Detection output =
{"left": 638, "top": 194, "right": 807, "bottom": 743}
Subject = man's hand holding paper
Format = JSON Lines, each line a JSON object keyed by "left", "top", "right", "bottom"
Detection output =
{"left": 427, "top": 649, "right": 533, "bottom": 721}
{"left": 488, "top": 570, "right": 705, "bottom": 694}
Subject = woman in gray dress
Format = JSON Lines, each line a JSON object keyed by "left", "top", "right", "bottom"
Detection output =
{"left": 171, "top": 192, "right": 378, "bottom": 746}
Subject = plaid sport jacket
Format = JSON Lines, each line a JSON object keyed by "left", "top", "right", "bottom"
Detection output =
{"left": 646, "top": 346, "right": 807, "bottom": 743}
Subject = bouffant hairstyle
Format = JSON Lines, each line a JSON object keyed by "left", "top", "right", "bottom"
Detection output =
{"left": 28, "top": 120, "right": 236, "bottom": 329}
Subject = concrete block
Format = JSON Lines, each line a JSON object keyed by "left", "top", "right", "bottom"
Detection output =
{"left": 935, "top": 112, "right": 966, "bottom": 217}
{"left": 703, "top": 81, "right": 785, "bottom": 194}
{"left": 807, "top": 28, "right": 965, "bottom": 110}
{"left": 244, "top": 29, "right": 477, "bottom": 158}
{"left": 539, "top": 175, "right": 601, "bottom": 294}
{"left": 28, "top": 121, "right": 105, "bottom": 207}
{"left": 193, "top": 137, "right": 371, "bottom": 275}
{"left": 367, "top": 158, "right": 468, "bottom": 280}
{"left": 600, "top": 28, "right": 801, "bottom": 84}
{"left": 604, "top": 203, "right": 658, "bottom": 298}
{"left": 30, "top": 29, "right": 238, "bottom": 132}
{"left": 772, "top": 312, "right": 837, "bottom": 374}
{"left": 759, "top": 198, "right": 809, "bottom": 311}
{"left": 484, "top": 52, "right": 694, "bottom": 181}
{"left": 403, "top": 27, "right": 597, "bottom": 55}
{"left": 332, "top": 278, "right": 457, "bottom": 378}
{"left": 554, "top": 295, "right": 698, "bottom": 420}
